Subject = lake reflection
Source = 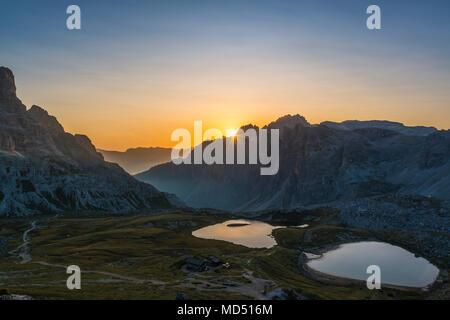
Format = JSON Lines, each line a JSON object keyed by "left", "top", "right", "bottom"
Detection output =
{"left": 192, "top": 220, "right": 283, "bottom": 248}
{"left": 307, "top": 241, "right": 439, "bottom": 288}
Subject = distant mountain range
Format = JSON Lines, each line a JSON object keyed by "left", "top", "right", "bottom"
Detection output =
{"left": 2, "top": 66, "right": 448, "bottom": 216}
{"left": 0, "top": 67, "right": 173, "bottom": 216}
{"left": 320, "top": 120, "right": 438, "bottom": 136}
{"left": 136, "top": 114, "right": 450, "bottom": 211}
{"left": 99, "top": 147, "right": 172, "bottom": 175}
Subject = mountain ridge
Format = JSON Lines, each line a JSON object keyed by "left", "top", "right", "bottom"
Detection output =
{"left": 99, "top": 147, "right": 172, "bottom": 175}
{"left": 321, "top": 120, "right": 437, "bottom": 136}
{"left": 0, "top": 66, "right": 173, "bottom": 216}
{"left": 136, "top": 114, "right": 449, "bottom": 211}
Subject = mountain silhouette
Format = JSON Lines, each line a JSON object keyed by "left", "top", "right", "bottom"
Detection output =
{"left": 0, "top": 67, "right": 173, "bottom": 216}
{"left": 136, "top": 114, "right": 449, "bottom": 211}
{"left": 99, "top": 147, "right": 172, "bottom": 175}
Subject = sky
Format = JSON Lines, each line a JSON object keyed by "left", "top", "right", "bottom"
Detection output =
{"left": 1, "top": 0, "right": 449, "bottom": 150}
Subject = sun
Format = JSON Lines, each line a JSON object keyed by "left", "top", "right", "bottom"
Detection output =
{"left": 225, "top": 128, "right": 239, "bottom": 137}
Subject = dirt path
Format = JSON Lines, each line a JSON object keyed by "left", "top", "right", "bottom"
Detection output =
{"left": 9, "top": 219, "right": 166, "bottom": 285}
{"left": 174, "top": 269, "right": 276, "bottom": 299}
{"left": 9, "top": 220, "right": 37, "bottom": 264}
{"left": 9, "top": 219, "right": 276, "bottom": 299}
{"left": 33, "top": 260, "right": 165, "bottom": 285}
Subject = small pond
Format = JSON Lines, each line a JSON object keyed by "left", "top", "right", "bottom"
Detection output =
{"left": 192, "top": 219, "right": 284, "bottom": 248}
{"left": 306, "top": 241, "right": 439, "bottom": 288}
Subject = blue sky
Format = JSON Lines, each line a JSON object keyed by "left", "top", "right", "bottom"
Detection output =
{"left": 1, "top": 0, "right": 449, "bottom": 149}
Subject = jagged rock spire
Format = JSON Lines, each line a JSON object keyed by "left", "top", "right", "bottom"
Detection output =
{"left": 266, "top": 114, "right": 311, "bottom": 129}
{"left": 0, "top": 66, "right": 26, "bottom": 112}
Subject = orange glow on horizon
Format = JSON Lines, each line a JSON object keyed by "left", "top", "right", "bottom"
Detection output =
{"left": 16, "top": 58, "right": 450, "bottom": 152}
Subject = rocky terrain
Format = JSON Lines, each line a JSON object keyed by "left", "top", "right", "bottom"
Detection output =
{"left": 0, "top": 67, "right": 173, "bottom": 216}
{"left": 137, "top": 114, "right": 450, "bottom": 211}
{"left": 328, "top": 194, "right": 449, "bottom": 263}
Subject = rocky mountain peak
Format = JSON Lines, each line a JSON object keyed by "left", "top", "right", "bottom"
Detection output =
{"left": 27, "top": 105, "right": 65, "bottom": 133}
{"left": 266, "top": 114, "right": 311, "bottom": 130}
{"left": 0, "top": 67, "right": 173, "bottom": 216}
{"left": 239, "top": 124, "right": 259, "bottom": 132}
{"left": 74, "top": 134, "right": 103, "bottom": 158}
{"left": 0, "top": 67, "right": 16, "bottom": 98}
{"left": 0, "top": 66, "right": 25, "bottom": 113}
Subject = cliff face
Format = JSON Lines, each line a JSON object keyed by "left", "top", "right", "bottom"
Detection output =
{"left": 0, "top": 67, "right": 26, "bottom": 112}
{"left": 0, "top": 67, "right": 172, "bottom": 216}
{"left": 0, "top": 69, "right": 104, "bottom": 164}
{"left": 137, "top": 115, "right": 450, "bottom": 211}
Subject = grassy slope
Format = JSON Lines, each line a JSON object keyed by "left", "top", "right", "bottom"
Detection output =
{"left": 0, "top": 211, "right": 446, "bottom": 300}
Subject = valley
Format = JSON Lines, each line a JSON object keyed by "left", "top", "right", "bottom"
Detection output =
{"left": 1, "top": 209, "right": 448, "bottom": 300}
{"left": 1, "top": 0, "right": 449, "bottom": 306}
{"left": 0, "top": 67, "right": 448, "bottom": 301}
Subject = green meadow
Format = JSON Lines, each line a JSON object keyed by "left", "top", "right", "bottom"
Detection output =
{"left": 0, "top": 211, "right": 447, "bottom": 300}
